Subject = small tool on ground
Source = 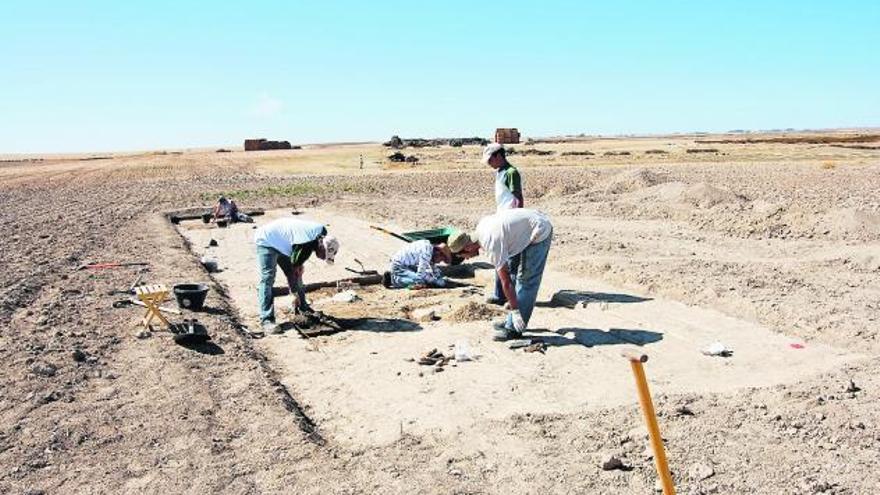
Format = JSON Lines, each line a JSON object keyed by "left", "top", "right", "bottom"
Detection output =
{"left": 345, "top": 258, "right": 379, "bottom": 276}
{"left": 170, "top": 318, "right": 211, "bottom": 345}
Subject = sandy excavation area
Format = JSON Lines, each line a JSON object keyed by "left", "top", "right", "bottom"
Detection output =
{"left": 1, "top": 131, "right": 879, "bottom": 494}
{"left": 179, "top": 208, "right": 856, "bottom": 448}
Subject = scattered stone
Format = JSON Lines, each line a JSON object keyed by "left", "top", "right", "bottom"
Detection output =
{"left": 601, "top": 454, "right": 626, "bottom": 471}
{"left": 37, "top": 390, "right": 62, "bottom": 404}
{"left": 72, "top": 349, "right": 87, "bottom": 362}
{"left": 31, "top": 362, "right": 57, "bottom": 377}
{"left": 675, "top": 405, "right": 695, "bottom": 417}
{"left": 508, "top": 339, "right": 533, "bottom": 350}
{"left": 412, "top": 308, "right": 439, "bottom": 322}
{"left": 448, "top": 468, "right": 463, "bottom": 476}
{"left": 689, "top": 462, "right": 715, "bottom": 481}
{"left": 845, "top": 379, "right": 861, "bottom": 393}
{"left": 417, "top": 349, "right": 452, "bottom": 367}
{"left": 523, "top": 341, "right": 547, "bottom": 354}
{"left": 135, "top": 329, "right": 152, "bottom": 339}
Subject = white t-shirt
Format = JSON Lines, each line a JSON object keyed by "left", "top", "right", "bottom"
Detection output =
{"left": 253, "top": 218, "right": 326, "bottom": 257}
{"left": 476, "top": 209, "right": 552, "bottom": 268}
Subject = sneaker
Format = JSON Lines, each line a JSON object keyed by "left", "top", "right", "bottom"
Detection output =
{"left": 492, "top": 321, "right": 522, "bottom": 341}
{"left": 261, "top": 320, "right": 283, "bottom": 334}
{"left": 485, "top": 296, "right": 506, "bottom": 306}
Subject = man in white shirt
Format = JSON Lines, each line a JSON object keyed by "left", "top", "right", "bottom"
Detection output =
{"left": 253, "top": 218, "right": 340, "bottom": 334}
{"left": 385, "top": 240, "right": 453, "bottom": 289}
{"left": 447, "top": 209, "right": 552, "bottom": 340}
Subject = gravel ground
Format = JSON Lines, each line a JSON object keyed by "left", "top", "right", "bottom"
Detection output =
{"left": 1, "top": 141, "right": 878, "bottom": 494}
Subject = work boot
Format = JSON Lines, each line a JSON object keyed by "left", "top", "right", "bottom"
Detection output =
{"left": 261, "top": 320, "right": 283, "bottom": 335}
{"left": 492, "top": 321, "right": 522, "bottom": 341}
{"left": 382, "top": 271, "right": 392, "bottom": 288}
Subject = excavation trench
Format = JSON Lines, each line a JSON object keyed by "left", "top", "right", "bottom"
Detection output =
{"left": 174, "top": 207, "right": 861, "bottom": 449}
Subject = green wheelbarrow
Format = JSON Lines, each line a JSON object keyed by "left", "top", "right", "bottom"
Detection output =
{"left": 370, "top": 225, "right": 464, "bottom": 264}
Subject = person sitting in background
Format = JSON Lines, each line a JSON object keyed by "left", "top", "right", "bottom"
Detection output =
{"left": 384, "top": 240, "right": 453, "bottom": 289}
{"left": 213, "top": 196, "right": 253, "bottom": 223}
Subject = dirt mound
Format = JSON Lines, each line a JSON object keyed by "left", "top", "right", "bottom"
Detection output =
{"left": 444, "top": 301, "right": 504, "bottom": 322}
{"left": 631, "top": 181, "right": 746, "bottom": 208}
{"left": 603, "top": 168, "right": 667, "bottom": 194}
{"left": 680, "top": 182, "right": 747, "bottom": 208}
{"left": 819, "top": 208, "right": 880, "bottom": 239}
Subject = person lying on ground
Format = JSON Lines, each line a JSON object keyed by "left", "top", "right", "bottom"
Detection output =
{"left": 213, "top": 196, "right": 253, "bottom": 223}
{"left": 384, "top": 240, "right": 453, "bottom": 289}
{"left": 447, "top": 208, "right": 552, "bottom": 341}
{"left": 253, "top": 218, "right": 340, "bottom": 334}
{"left": 482, "top": 142, "right": 525, "bottom": 307}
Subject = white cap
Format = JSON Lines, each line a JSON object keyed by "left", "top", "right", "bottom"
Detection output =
{"left": 481, "top": 142, "right": 504, "bottom": 164}
{"left": 322, "top": 235, "right": 339, "bottom": 264}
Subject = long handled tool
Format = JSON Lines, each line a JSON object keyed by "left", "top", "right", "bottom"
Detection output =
{"left": 77, "top": 261, "right": 150, "bottom": 271}
{"left": 623, "top": 350, "right": 675, "bottom": 495}
{"left": 369, "top": 225, "right": 410, "bottom": 243}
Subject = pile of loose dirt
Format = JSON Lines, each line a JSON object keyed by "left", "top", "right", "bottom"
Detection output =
{"left": 819, "top": 208, "right": 880, "bottom": 239}
{"left": 629, "top": 181, "right": 746, "bottom": 209}
{"left": 444, "top": 301, "right": 505, "bottom": 322}
{"left": 602, "top": 168, "right": 667, "bottom": 194}
{"left": 680, "top": 182, "right": 747, "bottom": 208}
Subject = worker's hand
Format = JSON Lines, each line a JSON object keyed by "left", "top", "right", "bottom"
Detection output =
{"left": 509, "top": 310, "right": 526, "bottom": 333}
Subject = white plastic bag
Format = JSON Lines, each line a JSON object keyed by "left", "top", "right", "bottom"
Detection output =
{"left": 454, "top": 340, "right": 473, "bottom": 362}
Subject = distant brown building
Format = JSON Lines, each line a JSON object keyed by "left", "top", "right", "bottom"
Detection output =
{"left": 495, "top": 128, "right": 521, "bottom": 144}
{"left": 244, "top": 138, "right": 294, "bottom": 151}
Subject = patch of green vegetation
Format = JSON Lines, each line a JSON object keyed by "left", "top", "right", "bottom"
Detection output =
{"left": 202, "top": 181, "right": 369, "bottom": 201}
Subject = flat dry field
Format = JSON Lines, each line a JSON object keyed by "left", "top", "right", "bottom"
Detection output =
{"left": 1, "top": 131, "right": 878, "bottom": 494}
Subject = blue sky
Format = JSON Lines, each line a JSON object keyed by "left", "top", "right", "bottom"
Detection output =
{"left": 2, "top": 1, "right": 878, "bottom": 153}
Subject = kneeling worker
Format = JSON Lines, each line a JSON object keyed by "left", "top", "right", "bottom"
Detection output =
{"left": 384, "top": 239, "right": 453, "bottom": 289}
{"left": 447, "top": 209, "right": 552, "bottom": 341}
{"left": 253, "top": 218, "right": 339, "bottom": 333}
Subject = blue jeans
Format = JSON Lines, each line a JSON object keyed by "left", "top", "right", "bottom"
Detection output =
{"left": 256, "top": 245, "right": 305, "bottom": 323}
{"left": 391, "top": 265, "right": 446, "bottom": 288}
{"left": 504, "top": 233, "right": 552, "bottom": 330}
{"left": 493, "top": 253, "right": 520, "bottom": 302}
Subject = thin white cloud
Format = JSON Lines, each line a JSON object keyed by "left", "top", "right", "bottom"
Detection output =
{"left": 251, "top": 93, "right": 284, "bottom": 117}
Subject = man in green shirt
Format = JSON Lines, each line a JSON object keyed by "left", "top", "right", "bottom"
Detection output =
{"left": 483, "top": 142, "right": 524, "bottom": 305}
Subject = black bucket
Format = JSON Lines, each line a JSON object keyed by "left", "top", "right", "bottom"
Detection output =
{"left": 173, "top": 283, "right": 210, "bottom": 310}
